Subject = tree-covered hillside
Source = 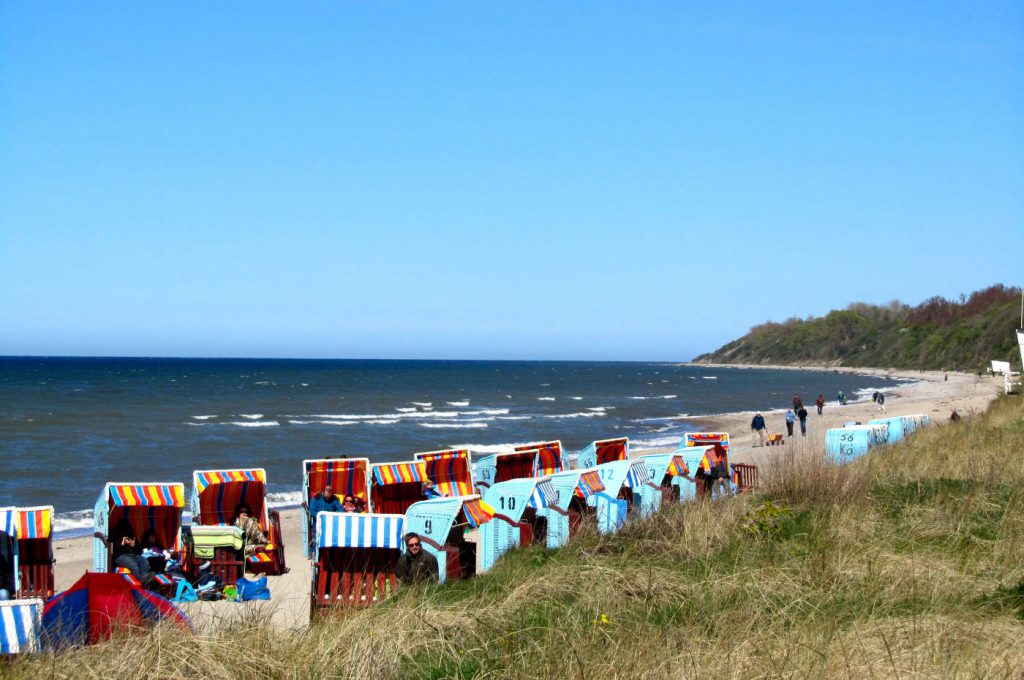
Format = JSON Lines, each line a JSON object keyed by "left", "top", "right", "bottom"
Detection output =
{"left": 695, "top": 284, "right": 1023, "bottom": 371}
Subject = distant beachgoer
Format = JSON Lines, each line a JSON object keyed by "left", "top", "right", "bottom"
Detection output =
{"left": 422, "top": 480, "right": 445, "bottom": 499}
{"left": 110, "top": 519, "right": 155, "bottom": 587}
{"left": 815, "top": 394, "right": 825, "bottom": 415}
{"left": 707, "top": 444, "right": 731, "bottom": 498}
{"left": 234, "top": 504, "right": 269, "bottom": 557}
{"left": 837, "top": 390, "right": 847, "bottom": 406}
{"left": 792, "top": 394, "right": 804, "bottom": 412}
{"left": 950, "top": 409, "right": 961, "bottom": 421}
{"left": 784, "top": 409, "right": 796, "bottom": 437}
{"left": 750, "top": 412, "right": 767, "bottom": 447}
{"left": 873, "top": 392, "right": 886, "bottom": 412}
{"left": 396, "top": 532, "right": 439, "bottom": 585}
{"left": 797, "top": 407, "right": 808, "bottom": 436}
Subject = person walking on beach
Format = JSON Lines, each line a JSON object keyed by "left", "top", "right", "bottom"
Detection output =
{"left": 872, "top": 391, "right": 886, "bottom": 412}
{"left": 792, "top": 394, "right": 804, "bottom": 413}
{"left": 750, "top": 412, "right": 767, "bottom": 446}
{"left": 815, "top": 394, "right": 825, "bottom": 415}
{"left": 784, "top": 409, "right": 796, "bottom": 437}
{"left": 797, "top": 406, "right": 808, "bottom": 436}
{"left": 837, "top": 390, "right": 847, "bottom": 406}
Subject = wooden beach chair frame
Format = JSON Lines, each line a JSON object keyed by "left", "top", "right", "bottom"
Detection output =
{"left": 92, "top": 483, "right": 186, "bottom": 579}
{"left": 302, "top": 458, "right": 371, "bottom": 559}
{"left": 13, "top": 506, "right": 55, "bottom": 599}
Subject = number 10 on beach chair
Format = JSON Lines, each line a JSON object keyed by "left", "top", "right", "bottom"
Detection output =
{"left": 310, "top": 512, "right": 404, "bottom": 617}
{"left": 478, "top": 478, "right": 558, "bottom": 573}
{"left": 92, "top": 483, "right": 185, "bottom": 573}
{"left": 190, "top": 468, "right": 287, "bottom": 576}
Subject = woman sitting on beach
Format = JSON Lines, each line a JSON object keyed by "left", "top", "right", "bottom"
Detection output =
{"left": 233, "top": 504, "right": 269, "bottom": 556}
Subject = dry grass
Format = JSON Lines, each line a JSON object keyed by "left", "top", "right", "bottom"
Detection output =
{"left": 8, "top": 399, "right": 1024, "bottom": 679}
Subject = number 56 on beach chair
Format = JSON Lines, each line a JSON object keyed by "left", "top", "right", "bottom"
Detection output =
{"left": 310, "top": 512, "right": 404, "bottom": 618}
{"left": 91, "top": 483, "right": 186, "bottom": 574}
{"left": 302, "top": 458, "right": 371, "bottom": 559}
{"left": 478, "top": 478, "right": 558, "bottom": 573}
{"left": 403, "top": 495, "right": 494, "bottom": 583}
{"left": 190, "top": 468, "right": 287, "bottom": 576}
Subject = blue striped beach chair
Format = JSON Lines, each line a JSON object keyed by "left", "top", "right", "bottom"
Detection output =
{"left": 302, "top": 458, "right": 371, "bottom": 558}
{"left": 0, "top": 598, "right": 43, "bottom": 655}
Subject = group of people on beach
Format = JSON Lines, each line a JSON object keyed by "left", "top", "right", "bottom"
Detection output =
{"left": 749, "top": 392, "right": 835, "bottom": 445}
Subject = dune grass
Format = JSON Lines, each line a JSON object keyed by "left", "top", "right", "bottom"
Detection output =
{"left": 8, "top": 399, "right": 1024, "bottom": 678}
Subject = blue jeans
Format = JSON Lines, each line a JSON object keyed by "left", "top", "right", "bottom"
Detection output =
{"left": 116, "top": 553, "right": 154, "bottom": 584}
{"left": 800, "top": 418, "right": 807, "bottom": 435}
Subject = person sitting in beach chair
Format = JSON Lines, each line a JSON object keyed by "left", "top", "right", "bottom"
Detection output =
{"left": 341, "top": 495, "right": 362, "bottom": 513}
{"left": 421, "top": 480, "right": 447, "bottom": 500}
{"left": 707, "top": 444, "right": 732, "bottom": 498}
{"left": 233, "top": 504, "right": 269, "bottom": 557}
{"left": 395, "top": 532, "right": 438, "bottom": 585}
{"left": 140, "top": 528, "right": 170, "bottom": 574}
{"left": 111, "top": 519, "right": 155, "bottom": 587}
{"left": 310, "top": 484, "right": 344, "bottom": 519}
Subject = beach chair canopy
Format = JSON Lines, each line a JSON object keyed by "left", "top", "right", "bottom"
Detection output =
{"left": 623, "top": 461, "right": 653, "bottom": 488}
{"left": 97, "top": 483, "right": 186, "bottom": 551}
{"left": 543, "top": 468, "right": 606, "bottom": 511}
{"left": 0, "top": 598, "right": 43, "bottom": 655}
{"left": 14, "top": 507, "right": 52, "bottom": 541}
{"left": 192, "top": 469, "right": 268, "bottom": 527}
{"left": 42, "top": 572, "right": 190, "bottom": 647}
{"left": 370, "top": 460, "right": 428, "bottom": 514}
{"left": 515, "top": 441, "right": 564, "bottom": 476}
{"left": 595, "top": 438, "right": 628, "bottom": 464}
{"left": 304, "top": 458, "right": 370, "bottom": 505}
{"left": 678, "top": 432, "right": 730, "bottom": 453}
{"left": 415, "top": 449, "right": 475, "bottom": 496}
{"left": 483, "top": 478, "right": 557, "bottom": 525}
{"left": 315, "top": 512, "right": 405, "bottom": 550}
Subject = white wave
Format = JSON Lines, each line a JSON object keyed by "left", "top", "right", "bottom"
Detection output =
{"left": 587, "top": 407, "right": 609, "bottom": 411}
{"left": 570, "top": 396, "right": 583, "bottom": 400}
{"left": 266, "top": 490, "right": 303, "bottom": 507}
{"left": 631, "top": 436, "right": 683, "bottom": 451}
{"left": 497, "top": 415, "right": 532, "bottom": 421}
{"left": 53, "top": 509, "right": 95, "bottom": 536}
{"left": 628, "top": 396, "right": 649, "bottom": 400}
{"left": 702, "top": 376, "right": 718, "bottom": 380}
{"left": 185, "top": 422, "right": 206, "bottom": 427}
{"left": 449, "top": 441, "right": 533, "bottom": 454}
{"left": 240, "top": 414, "right": 263, "bottom": 419}
{"left": 226, "top": 420, "right": 279, "bottom": 427}
{"left": 254, "top": 381, "right": 270, "bottom": 385}
{"left": 661, "top": 395, "right": 678, "bottom": 399}
{"left": 311, "top": 411, "right": 460, "bottom": 421}
{"left": 192, "top": 415, "right": 217, "bottom": 420}
{"left": 447, "top": 400, "right": 470, "bottom": 407}
{"left": 420, "top": 422, "right": 489, "bottom": 429}
{"left": 467, "top": 408, "right": 509, "bottom": 416}
{"left": 395, "top": 407, "right": 417, "bottom": 413}
{"left": 633, "top": 414, "right": 690, "bottom": 423}
{"left": 540, "top": 383, "right": 551, "bottom": 386}
{"left": 537, "top": 397, "right": 556, "bottom": 401}
{"left": 544, "top": 411, "right": 605, "bottom": 419}
{"left": 363, "top": 419, "right": 401, "bottom": 425}
{"left": 411, "top": 402, "right": 432, "bottom": 407}
{"left": 300, "top": 383, "right": 309, "bottom": 387}
{"left": 288, "top": 419, "right": 358, "bottom": 426}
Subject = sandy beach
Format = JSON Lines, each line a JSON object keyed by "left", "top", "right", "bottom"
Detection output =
{"left": 49, "top": 366, "right": 1003, "bottom": 631}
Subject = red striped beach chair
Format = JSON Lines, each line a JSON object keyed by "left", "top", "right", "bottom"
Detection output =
{"left": 414, "top": 449, "right": 475, "bottom": 497}
{"left": 302, "top": 458, "right": 371, "bottom": 558}
{"left": 92, "top": 483, "right": 186, "bottom": 580}
{"left": 369, "top": 460, "right": 429, "bottom": 514}
{"left": 189, "top": 468, "right": 287, "bottom": 576}
{"left": 13, "top": 507, "right": 54, "bottom": 599}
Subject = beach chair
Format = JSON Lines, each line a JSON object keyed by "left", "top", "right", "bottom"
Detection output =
{"left": 404, "top": 495, "right": 494, "bottom": 582}
{"left": 476, "top": 441, "right": 566, "bottom": 489}
{"left": 302, "top": 458, "right": 371, "bottom": 559}
{"left": 0, "top": 508, "right": 18, "bottom": 601}
{"left": 637, "top": 452, "right": 696, "bottom": 504}
{"left": 414, "top": 449, "right": 476, "bottom": 496}
{"left": 577, "top": 437, "right": 629, "bottom": 469}
{"left": 14, "top": 507, "right": 54, "bottom": 599}
{"left": 825, "top": 424, "right": 888, "bottom": 464}
{"left": 310, "top": 512, "right": 404, "bottom": 617}
{"left": 92, "top": 483, "right": 186, "bottom": 579}
{"left": 536, "top": 468, "right": 604, "bottom": 548}
{"left": 518, "top": 440, "right": 565, "bottom": 475}
{"left": 479, "top": 478, "right": 558, "bottom": 573}
{"left": 901, "top": 414, "right": 930, "bottom": 434}
{"left": 589, "top": 459, "right": 660, "bottom": 532}
{"left": 370, "top": 460, "right": 430, "bottom": 515}
{"left": 190, "top": 469, "right": 287, "bottom": 576}
{"left": 868, "top": 417, "right": 906, "bottom": 445}
{"left": 677, "top": 432, "right": 731, "bottom": 454}
{"left": 0, "top": 598, "right": 43, "bottom": 655}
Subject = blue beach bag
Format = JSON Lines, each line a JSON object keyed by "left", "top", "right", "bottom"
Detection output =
{"left": 235, "top": 576, "right": 271, "bottom": 601}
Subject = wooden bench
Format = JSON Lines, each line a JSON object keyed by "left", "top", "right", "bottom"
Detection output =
{"left": 732, "top": 463, "right": 760, "bottom": 493}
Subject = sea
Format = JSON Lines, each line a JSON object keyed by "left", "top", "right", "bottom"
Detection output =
{"left": 0, "top": 357, "right": 908, "bottom": 536}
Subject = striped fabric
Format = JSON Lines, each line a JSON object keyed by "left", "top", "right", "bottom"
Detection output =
{"left": 462, "top": 497, "right": 495, "bottom": 528}
{"left": 532, "top": 444, "right": 563, "bottom": 476}
{"left": 595, "top": 438, "right": 628, "bottom": 464}
{"left": 372, "top": 461, "right": 427, "bottom": 486}
{"left": 247, "top": 551, "right": 273, "bottom": 564}
{"left": 317, "top": 513, "right": 405, "bottom": 549}
{"left": 685, "top": 432, "right": 730, "bottom": 452}
{"left": 194, "top": 469, "right": 266, "bottom": 493}
{"left": 0, "top": 509, "right": 14, "bottom": 538}
{"left": 625, "top": 464, "right": 652, "bottom": 488}
{"left": 576, "top": 470, "right": 605, "bottom": 497}
{"left": 305, "top": 459, "right": 368, "bottom": 502}
{"left": 666, "top": 456, "right": 690, "bottom": 477}
{"left": 422, "top": 456, "right": 474, "bottom": 497}
{"left": 109, "top": 484, "right": 185, "bottom": 507}
{"left": 0, "top": 600, "right": 42, "bottom": 654}
{"left": 15, "top": 507, "right": 52, "bottom": 540}
{"left": 527, "top": 479, "right": 558, "bottom": 509}
{"left": 415, "top": 449, "right": 470, "bottom": 463}
{"left": 697, "top": 449, "right": 730, "bottom": 473}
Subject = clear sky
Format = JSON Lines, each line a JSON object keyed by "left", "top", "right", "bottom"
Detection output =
{"left": 1, "top": 2, "right": 1021, "bottom": 361}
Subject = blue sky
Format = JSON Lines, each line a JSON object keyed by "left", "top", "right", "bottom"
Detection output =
{"left": 1, "top": 2, "right": 1021, "bottom": 360}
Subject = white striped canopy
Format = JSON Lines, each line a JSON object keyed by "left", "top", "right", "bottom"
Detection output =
{"left": 0, "top": 599, "right": 43, "bottom": 655}
{"left": 316, "top": 512, "right": 405, "bottom": 549}
{"left": 625, "top": 463, "right": 652, "bottom": 488}
{"left": 527, "top": 479, "right": 558, "bottom": 509}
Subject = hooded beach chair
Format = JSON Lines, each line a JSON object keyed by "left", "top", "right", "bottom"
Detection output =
{"left": 825, "top": 424, "right": 888, "bottom": 464}
{"left": 190, "top": 468, "right": 287, "bottom": 576}
{"left": 310, "top": 512, "right": 404, "bottom": 616}
{"left": 676, "top": 432, "right": 730, "bottom": 455}
{"left": 478, "top": 478, "right": 558, "bottom": 573}
{"left": 404, "top": 495, "right": 494, "bottom": 582}
{"left": 92, "top": 483, "right": 185, "bottom": 579}
{"left": 14, "top": 507, "right": 54, "bottom": 599}
{"left": 476, "top": 441, "right": 566, "bottom": 489}
{"left": 868, "top": 416, "right": 906, "bottom": 445}
{"left": 0, "top": 598, "right": 43, "bottom": 655}
{"left": 517, "top": 440, "right": 564, "bottom": 475}
{"left": 302, "top": 458, "right": 371, "bottom": 558}
{"left": 577, "top": 437, "right": 629, "bottom": 469}
{"left": 588, "top": 459, "right": 660, "bottom": 533}
{"left": 370, "top": 450, "right": 475, "bottom": 514}
{"left": 0, "top": 508, "right": 18, "bottom": 601}
{"left": 901, "top": 414, "right": 930, "bottom": 434}
{"left": 414, "top": 449, "right": 475, "bottom": 496}
{"left": 637, "top": 453, "right": 697, "bottom": 503}
{"left": 536, "top": 468, "right": 604, "bottom": 548}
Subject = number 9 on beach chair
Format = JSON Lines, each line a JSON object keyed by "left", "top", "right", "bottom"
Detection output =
{"left": 190, "top": 469, "right": 287, "bottom": 576}
{"left": 92, "top": 483, "right": 186, "bottom": 575}
{"left": 13, "top": 507, "right": 54, "bottom": 599}
{"left": 302, "top": 458, "right": 370, "bottom": 558}
{"left": 479, "top": 478, "right": 558, "bottom": 573}
{"left": 403, "top": 495, "right": 494, "bottom": 583}
{"left": 310, "top": 512, "right": 404, "bottom": 617}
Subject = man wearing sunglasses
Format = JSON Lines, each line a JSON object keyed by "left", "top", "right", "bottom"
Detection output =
{"left": 395, "top": 532, "right": 439, "bottom": 585}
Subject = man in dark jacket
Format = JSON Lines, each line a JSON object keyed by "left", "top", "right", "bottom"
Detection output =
{"left": 750, "top": 413, "right": 767, "bottom": 447}
{"left": 396, "top": 532, "right": 439, "bottom": 585}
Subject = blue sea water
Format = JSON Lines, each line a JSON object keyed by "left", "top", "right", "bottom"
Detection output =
{"left": 0, "top": 357, "right": 905, "bottom": 533}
